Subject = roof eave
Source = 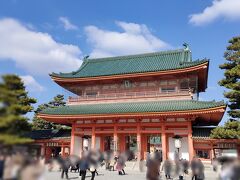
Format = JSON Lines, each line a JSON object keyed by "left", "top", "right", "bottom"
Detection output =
{"left": 50, "top": 61, "right": 209, "bottom": 84}
{"left": 204, "top": 59, "right": 210, "bottom": 91}
{"left": 37, "top": 105, "right": 226, "bottom": 120}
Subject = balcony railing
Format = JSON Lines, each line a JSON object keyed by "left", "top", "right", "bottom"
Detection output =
{"left": 68, "top": 89, "right": 192, "bottom": 103}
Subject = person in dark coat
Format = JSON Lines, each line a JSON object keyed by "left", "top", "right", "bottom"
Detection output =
{"left": 182, "top": 159, "right": 189, "bottom": 175}
{"left": 146, "top": 158, "right": 160, "bottom": 180}
{"left": 162, "top": 159, "right": 172, "bottom": 179}
{"left": 191, "top": 158, "right": 198, "bottom": 180}
{"left": 79, "top": 157, "right": 89, "bottom": 180}
{"left": 175, "top": 160, "right": 181, "bottom": 177}
{"left": 88, "top": 151, "right": 99, "bottom": 180}
{"left": 154, "top": 150, "right": 162, "bottom": 162}
{"left": 196, "top": 159, "right": 205, "bottom": 180}
{"left": 60, "top": 157, "right": 71, "bottom": 179}
{"left": 191, "top": 158, "right": 205, "bottom": 180}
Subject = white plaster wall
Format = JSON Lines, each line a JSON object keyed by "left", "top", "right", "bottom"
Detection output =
{"left": 168, "top": 137, "right": 189, "bottom": 160}
{"left": 73, "top": 136, "right": 82, "bottom": 156}
{"left": 96, "top": 137, "right": 100, "bottom": 150}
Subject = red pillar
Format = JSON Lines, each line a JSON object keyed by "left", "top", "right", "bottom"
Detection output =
{"left": 100, "top": 136, "right": 104, "bottom": 152}
{"left": 91, "top": 127, "right": 96, "bottom": 150}
{"left": 70, "top": 123, "right": 75, "bottom": 155}
{"left": 141, "top": 135, "right": 147, "bottom": 159}
{"left": 161, "top": 124, "right": 167, "bottom": 161}
{"left": 119, "top": 135, "right": 125, "bottom": 152}
{"left": 166, "top": 134, "right": 169, "bottom": 159}
{"left": 188, "top": 122, "right": 194, "bottom": 160}
{"left": 137, "top": 123, "right": 142, "bottom": 160}
{"left": 45, "top": 147, "right": 52, "bottom": 161}
{"left": 113, "top": 124, "right": 118, "bottom": 156}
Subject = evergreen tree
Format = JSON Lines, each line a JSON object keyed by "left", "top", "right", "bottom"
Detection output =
{"left": 219, "top": 36, "right": 240, "bottom": 120}
{"left": 0, "top": 74, "right": 36, "bottom": 144}
{"left": 210, "top": 120, "right": 240, "bottom": 139}
{"left": 48, "top": 94, "right": 66, "bottom": 107}
{"left": 32, "top": 94, "right": 66, "bottom": 130}
{"left": 211, "top": 36, "right": 240, "bottom": 139}
{"left": 32, "top": 103, "right": 53, "bottom": 130}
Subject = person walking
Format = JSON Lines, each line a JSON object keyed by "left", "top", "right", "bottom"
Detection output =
{"left": 154, "top": 150, "right": 162, "bottom": 176}
{"left": 196, "top": 159, "right": 205, "bottom": 180}
{"left": 89, "top": 164, "right": 97, "bottom": 180}
{"left": 88, "top": 152, "right": 99, "bottom": 180}
{"left": 191, "top": 158, "right": 198, "bottom": 180}
{"left": 146, "top": 158, "right": 160, "bottom": 180}
{"left": 191, "top": 158, "right": 205, "bottom": 180}
{"left": 79, "top": 157, "right": 89, "bottom": 180}
{"left": 60, "top": 157, "right": 71, "bottom": 179}
{"left": 182, "top": 159, "right": 189, "bottom": 175}
{"left": 162, "top": 159, "right": 172, "bottom": 179}
{"left": 116, "top": 155, "right": 126, "bottom": 175}
{"left": 175, "top": 160, "right": 181, "bottom": 177}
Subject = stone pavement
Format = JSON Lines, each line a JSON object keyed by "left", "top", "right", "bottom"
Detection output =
{"left": 44, "top": 164, "right": 219, "bottom": 180}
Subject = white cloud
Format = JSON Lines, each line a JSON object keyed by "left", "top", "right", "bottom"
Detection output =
{"left": 189, "top": 0, "right": 240, "bottom": 26}
{"left": 0, "top": 18, "right": 82, "bottom": 75}
{"left": 59, "top": 17, "right": 78, "bottom": 30}
{"left": 85, "top": 21, "right": 170, "bottom": 58}
{"left": 20, "top": 75, "right": 44, "bottom": 92}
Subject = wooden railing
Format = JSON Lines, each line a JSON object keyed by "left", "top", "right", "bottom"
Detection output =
{"left": 68, "top": 89, "right": 191, "bottom": 103}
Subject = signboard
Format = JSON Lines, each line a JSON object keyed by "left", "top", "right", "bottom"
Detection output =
{"left": 46, "top": 142, "right": 59, "bottom": 147}
{"left": 149, "top": 137, "right": 161, "bottom": 144}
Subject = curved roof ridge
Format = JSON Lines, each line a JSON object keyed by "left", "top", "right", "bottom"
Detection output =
{"left": 63, "top": 48, "right": 190, "bottom": 76}
{"left": 49, "top": 47, "right": 212, "bottom": 79}
{"left": 84, "top": 48, "right": 187, "bottom": 63}
{"left": 50, "top": 49, "right": 187, "bottom": 77}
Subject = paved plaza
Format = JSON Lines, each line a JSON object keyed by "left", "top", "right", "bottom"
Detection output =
{"left": 44, "top": 164, "right": 219, "bottom": 180}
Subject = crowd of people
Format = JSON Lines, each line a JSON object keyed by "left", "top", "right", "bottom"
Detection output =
{"left": 49, "top": 150, "right": 128, "bottom": 180}
{"left": 0, "top": 151, "right": 45, "bottom": 180}
{"left": 145, "top": 151, "right": 240, "bottom": 180}
{"left": 0, "top": 149, "right": 240, "bottom": 180}
{"left": 145, "top": 151, "right": 199, "bottom": 180}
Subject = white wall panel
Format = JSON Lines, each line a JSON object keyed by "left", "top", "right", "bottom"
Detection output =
{"left": 168, "top": 137, "right": 189, "bottom": 160}
{"left": 96, "top": 137, "right": 100, "bottom": 150}
{"left": 73, "top": 136, "right": 82, "bottom": 157}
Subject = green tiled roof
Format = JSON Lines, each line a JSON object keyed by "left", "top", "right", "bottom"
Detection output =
{"left": 40, "top": 100, "right": 225, "bottom": 115}
{"left": 27, "top": 129, "right": 71, "bottom": 140}
{"left": 51, "top": 48, "right": 208, "bottom": 78}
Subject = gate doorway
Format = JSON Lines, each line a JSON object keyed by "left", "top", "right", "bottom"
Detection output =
{"left": 125, "top": 135, "right": 137, "bottom": 160}
{"left": 147, "top": 135, "right": 162, "bottom": 153}
{"left": 104, "top": 136, "right": 114, "bottom": 152}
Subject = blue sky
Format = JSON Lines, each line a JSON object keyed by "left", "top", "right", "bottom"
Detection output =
{"left": 0, "top": 0, "right": 240, "bottom": 124}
